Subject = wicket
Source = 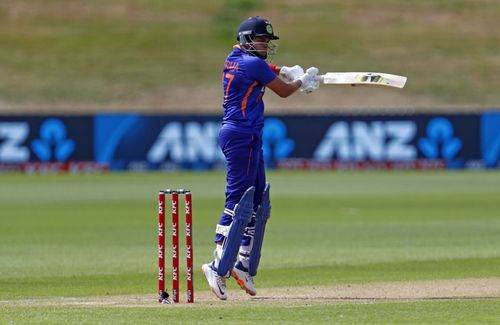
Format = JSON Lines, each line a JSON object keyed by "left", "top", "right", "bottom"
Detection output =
{"left": 158, "top": 189, "right": 194, "bottom": 304}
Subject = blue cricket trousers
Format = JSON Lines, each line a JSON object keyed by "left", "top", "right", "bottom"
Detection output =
{"left": 215, "top": 124, "right": 266, "bottom": 244}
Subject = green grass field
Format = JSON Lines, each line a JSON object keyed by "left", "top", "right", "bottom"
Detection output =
{"left": 0, "top": 171, "right": 499, "bottom": 324}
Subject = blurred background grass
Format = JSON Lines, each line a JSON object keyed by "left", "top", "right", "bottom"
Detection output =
{"left": 1, "top": 0, "right": 499, "bottom": 112}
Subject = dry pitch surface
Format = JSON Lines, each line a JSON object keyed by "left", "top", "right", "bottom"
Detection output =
{"left": 2, "top": 278, "right": 498, "bottom": 308}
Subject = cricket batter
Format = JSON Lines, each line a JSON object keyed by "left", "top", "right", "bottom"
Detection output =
{"left": 202, "top": 16, "right": 320, "bottom": 300}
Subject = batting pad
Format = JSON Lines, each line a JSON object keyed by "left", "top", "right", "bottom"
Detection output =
{"left": 217, "top": 186, "right": 255, "bottom": 277}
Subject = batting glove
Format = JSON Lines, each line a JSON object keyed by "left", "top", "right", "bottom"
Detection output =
{"left": 299, "top": 67, "right": 320, "bottom": 93}
{"left": 279, "top": 65, "right": 305, "bottom": 82}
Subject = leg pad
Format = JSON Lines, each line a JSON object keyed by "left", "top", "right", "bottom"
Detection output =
{"left": 217, "top": 187, "right": 255, "bottom": 277}
{"left": 249, "top": 183, "right": 271, "bottom": 276}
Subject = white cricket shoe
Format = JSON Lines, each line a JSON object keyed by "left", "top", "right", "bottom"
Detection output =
{"left": 231, "top": 262, "right": 256, "bottom": 296}
{"left": 202, "top": 263, "right": 227, "bottom": 300}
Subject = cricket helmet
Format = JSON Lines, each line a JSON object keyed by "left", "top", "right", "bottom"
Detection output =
{"left": 236, "top": 16, "right": 279, "bottom": 60}
{"left": 237, "top": 16, "right": 279, "bottom": 43}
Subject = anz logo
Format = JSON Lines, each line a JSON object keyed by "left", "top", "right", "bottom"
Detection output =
{"left": 147, "top": 122, "right": 224, "bottom": 163}
{"left": 262, "top": 118, "right": 294, "bottom": 166}
{"left": 314, "top": 121, "right": 417, "bottom": 161}
{"left": 314, "top": 118, "right": 462, "bottom": 162}
{"left": 32, "top": 119, "right": 75, "bottom": 161}
{"left": 0, "top": 118, "right": 75, "bottom": 163}
{"left": 418, "top": 117, "right": 462, "bottom": 160}
{"left": 0, "top": 122, "right": 29, "bottom": 162}
{"left": 147, "top": 119, "right": 296, "bottom": 165}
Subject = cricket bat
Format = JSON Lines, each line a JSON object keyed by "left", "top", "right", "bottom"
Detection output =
{"left": 317, "top": 72, "right": 407, "bottom": 88}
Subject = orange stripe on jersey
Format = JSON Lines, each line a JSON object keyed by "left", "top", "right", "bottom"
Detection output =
{"left": 241, "top": 81, "right": 258, "bottom": 116}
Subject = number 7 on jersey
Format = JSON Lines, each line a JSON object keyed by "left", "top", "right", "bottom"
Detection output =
{"left": 223, "top": 73, "right": 235, "bottom": 105}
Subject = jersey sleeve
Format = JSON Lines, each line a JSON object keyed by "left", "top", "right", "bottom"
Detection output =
{"left": 246, "top": 58, "right": 277, "bottom": 86}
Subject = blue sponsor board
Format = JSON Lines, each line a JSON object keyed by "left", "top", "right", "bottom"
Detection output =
{"left": 0, "top": 116, "right": 93, "bottom": 163}
{"left": 481, "top": 112, "right": 500, "bottom": 168}
{"left": 265, "top": 114, "right": 481, "bottom": 169}
{"left": 94, "top": 114, "right": 224, "bottom": 170}
{"left": 0, "top": 112, "right": 498, "bottom": 171}
{"left": 93, "top": 113, "right": 482, "bottom": 170}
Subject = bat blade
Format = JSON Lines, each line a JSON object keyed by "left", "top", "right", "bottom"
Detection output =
{"left": 319, "top": 72, "right": 407, "bottom": 88}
